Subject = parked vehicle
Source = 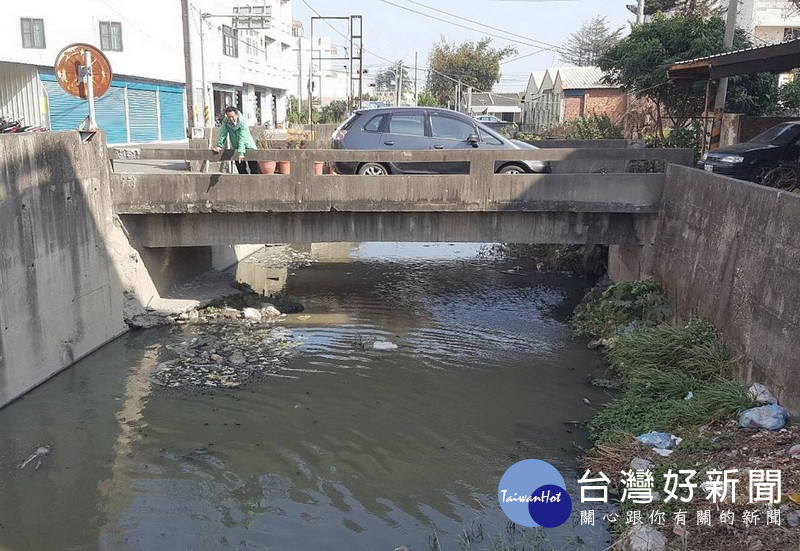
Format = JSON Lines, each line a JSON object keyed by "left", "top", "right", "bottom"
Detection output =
{"left": 331, "top": 107, "right": 550, "bottom": 175}
{"left": 696, "top": 121, "right": 800, "bottom": 183}
{"left": 473, "top": 115, "right": 506, "bottom": 124}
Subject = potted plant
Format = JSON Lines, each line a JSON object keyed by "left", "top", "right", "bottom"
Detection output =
{"left": 255, "top": 130, "right": 276, "bottom": 175}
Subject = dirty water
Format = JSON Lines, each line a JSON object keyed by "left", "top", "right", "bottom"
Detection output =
{"left": 0, "top": 242, "right": 612, "bottom": 551}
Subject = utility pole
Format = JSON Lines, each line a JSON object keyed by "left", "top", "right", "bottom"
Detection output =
{"left": 636, "top": 0, "right": 645, "bottom": 25}
{"left": 397, "top": 61, "right": 403, "bottom": 106}
{"left": 709, "top": 0, "right": 739, "bottom": 149}
{"left": 181, "top": 0, "right": 196, "bottom": 130}
{"left": 414, "top": 51, "right": 418, "bottom": 106}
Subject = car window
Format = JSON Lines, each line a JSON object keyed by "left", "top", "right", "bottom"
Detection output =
{"left": 478, "top": 127, "right": 503, "bottom": 146}
{"left": 431, "top": 114, "right": 474, "bottom": 140}
{"left": 363, "top": 114, "right": 386, "bottom": 133}
{"left": 388, "top": 114, "right": 426, "bottom": 136}
{"left": 750, "top": 123, "right": 799, "bottom": 145}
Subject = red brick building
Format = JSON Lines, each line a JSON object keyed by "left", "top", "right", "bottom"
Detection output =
{"left": 522, "top": 67, "right": 628, "bottom": 134}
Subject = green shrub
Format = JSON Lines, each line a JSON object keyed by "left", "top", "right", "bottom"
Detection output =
{"left": 570, "top": 279, "right": 672, "bottom": 337}
{"left": 565, "top": 114, "right": 624, "bottom": 140}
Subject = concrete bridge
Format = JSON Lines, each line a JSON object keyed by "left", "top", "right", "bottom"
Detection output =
{"left": 109, "top": 146, "right": 693, "bottom": 247}
{"left": 3, "top": 130, "right": 800, "bottom": 417}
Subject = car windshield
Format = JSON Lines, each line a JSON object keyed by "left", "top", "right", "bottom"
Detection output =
{"left": 749, "top": 123, "right": 800, "bottom": 145}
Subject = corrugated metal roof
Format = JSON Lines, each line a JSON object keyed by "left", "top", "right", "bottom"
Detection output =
{"left": 672, "top": 39, "right": 800, "bottom": 67}
{"left": 669, "top": 39, "right": 800, "bottom": 80}
{"left": 555, "top": 66, "right": 612, "bottom": 89}
{"left": 470, "top": 92, "right": 521, "bottom": 107}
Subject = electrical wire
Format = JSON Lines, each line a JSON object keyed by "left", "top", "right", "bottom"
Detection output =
{"left": 398, "top": 0, "right": 566, "bottom": 53}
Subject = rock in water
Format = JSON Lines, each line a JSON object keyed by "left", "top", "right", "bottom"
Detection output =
{"left": 372, "top": 341, "right": 398, "bottom": 350}
{"left": 243, "top": 308, "right": 262, "bottom": 321}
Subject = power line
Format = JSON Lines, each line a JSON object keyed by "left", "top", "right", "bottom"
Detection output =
{"left": 399, "top": 0, "right": 566, "bottom": 53}
{"left": 376, "top": 0, "right": 565, "bottom": 54}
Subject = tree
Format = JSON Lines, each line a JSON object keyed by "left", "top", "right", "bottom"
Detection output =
{"left": 599, "top": 14, "right": 778, "bottom": 136}
{"left": 779, "top": 80, "right": 800, "bottom": 115}
{"left": 425, "top": 37, "right": 516, "bottom": 106}
{"left": 318, "top": 100, "right": 348, "bottom": 124}
{"left": 628, "top": 0, "right": 722, "bottom": 17}
{"left": 374, "top": 62, "right": 412, "bottom": 93}
{"left": 416, "top": 91, "right": 440, "bottom": 107}
{"left": 560, "top": 16, "right": 623, "bottom": 67}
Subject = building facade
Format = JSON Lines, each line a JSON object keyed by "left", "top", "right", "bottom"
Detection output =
{"left": 184, "top": 0, "right": 294, "bottom": 132}
{"left": 0, "top": 0, "right": 187, "bottom": 143}
{"left": 521, "top": 67, "right": 628, "bottom": 134}
{"left": 734, "top": 0, "right": 800, "bottom": 44}
{"left": 0, "top": 0, "right": 296, "bottom": 144}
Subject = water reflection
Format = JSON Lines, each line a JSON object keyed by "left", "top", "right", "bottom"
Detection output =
{"left": 0, "top": 243, "right": 611, "bottom": 551}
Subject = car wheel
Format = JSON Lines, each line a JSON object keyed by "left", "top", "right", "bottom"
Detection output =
{"left": 749, "top": 162, "right": 776, "bottom": 184}
{"left": 497, "top": 164, "right": 527, "bottom": 175}
{"left": 357, "top": 162, "right": 390, "bottom": 176}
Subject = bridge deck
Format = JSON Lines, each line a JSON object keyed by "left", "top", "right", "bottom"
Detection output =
{"left": 108, "top": 146, "right": 692, "bottom": 246}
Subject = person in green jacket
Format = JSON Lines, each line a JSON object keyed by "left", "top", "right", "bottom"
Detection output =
{"left": 212, "top": 106, "right": 260, "bottom": 174}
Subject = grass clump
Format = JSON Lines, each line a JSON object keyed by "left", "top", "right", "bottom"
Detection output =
{"left": 570, "top": 279, "right": 672, "bottom": 338}
{"left": 607, "top": 319, "right": 733, "bottom": 380}
{"left": 588, "top": 319, "right": 754, "bottom": 443}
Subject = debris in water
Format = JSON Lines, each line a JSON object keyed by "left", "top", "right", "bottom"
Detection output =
{"left": 19, "top": 445, "right": 52, "bottom": 469}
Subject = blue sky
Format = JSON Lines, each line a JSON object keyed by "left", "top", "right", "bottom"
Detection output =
{"left": 293, "top": 0, "right": 635, "bottom": 92}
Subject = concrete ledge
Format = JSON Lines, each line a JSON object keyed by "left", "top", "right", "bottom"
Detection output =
{"left": 119, "top": 211, "right": 656, "bottom": 247}
{"left": 111, "top": 173, "right": 665, "bottom": 215}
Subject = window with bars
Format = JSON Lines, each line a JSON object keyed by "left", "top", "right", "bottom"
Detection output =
{"left": 222, "top": 25, "right": 238, "bottom": 57}
{"left": 20, "top": 18, "right": 45, "bottom": 49}
{"left": 99, "top": 21, "right": 123, "bottom": 52}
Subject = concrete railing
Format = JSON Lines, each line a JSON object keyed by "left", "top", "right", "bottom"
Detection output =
{"left": 108, "top": 147, "right": 693, "bottom": 217}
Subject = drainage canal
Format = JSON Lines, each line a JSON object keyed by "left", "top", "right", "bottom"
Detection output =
{"left": 0, "top": 242, "right": 612, "bottom": 550}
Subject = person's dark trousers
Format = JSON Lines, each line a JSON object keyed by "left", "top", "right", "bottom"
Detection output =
{"left": 235, "top": 160, "right": 261, "bottom": 174}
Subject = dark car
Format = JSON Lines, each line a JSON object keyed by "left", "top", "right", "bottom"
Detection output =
{"left": 697, "top": 121, "right": 800, "bottom": 183}
{"left": 330, "top": 106, "right": 550, "bottom": 175}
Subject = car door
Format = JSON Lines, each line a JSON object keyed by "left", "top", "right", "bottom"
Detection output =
{"left": 381, "top": 110, "right": 430, "bottom": 173}
{"left": 428, "top": 111, "right": 479, "bottom": 174}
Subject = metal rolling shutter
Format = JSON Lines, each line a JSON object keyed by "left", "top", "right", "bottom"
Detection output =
{"left": 158, "top": 84, "right": 186, "bottom": 141}
{"left": 93, "top": 86, "right": 128, "bottom": 144}
{"left": 39, "top": 75, "right": 86, "bottom": 131}
{"left": 127, "top": 81, "right": 159, "bottom": 143}
{"left": 40, "top": 72, "right": 128, "bottom": 142}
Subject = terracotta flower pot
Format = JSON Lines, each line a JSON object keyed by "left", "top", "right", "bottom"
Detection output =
{"left": 313, "top": 161, "right": 324, "bottom": 175}
{"left": 258, "top": 160, "right": 277, "bottom": 174}
{"left": 278, "top": 160, "right": 291, "bottom": 174}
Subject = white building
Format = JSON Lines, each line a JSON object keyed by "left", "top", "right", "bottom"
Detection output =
{"left": 734, "top": 0, "right": 800, "bottom": 44}
{"left": 0, "top": 0, "right": 295, "bottom": 144}
{"left": 291, "top": 21, "right": 349, "bottom": 107}
{"left": 189, "top": 0, "right": 294, "bottom": 130}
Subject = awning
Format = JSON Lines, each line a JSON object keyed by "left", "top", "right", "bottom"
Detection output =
{"left": 669, "top": 39, "right": 800, "bottom": 81}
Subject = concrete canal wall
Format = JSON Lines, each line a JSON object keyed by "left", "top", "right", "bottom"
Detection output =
{"left": 610, "top": 165, "right": 800, "bottom": 413}
{"left": 0, "top": 131, "right": 257, "bottom": 408}
{"left": 0, "top": 132, "right": 132, "bottom": 407}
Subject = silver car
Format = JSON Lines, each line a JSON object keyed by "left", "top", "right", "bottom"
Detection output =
{"left": 331, "top": 106, "right": 550, "bottom": 175}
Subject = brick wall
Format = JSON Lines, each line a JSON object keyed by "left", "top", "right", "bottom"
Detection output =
{"left": 562, "top": 89, "right": 628, "bottom": 124}
{"left": 564, "top": 96, "right": 583, "bottom": 121}
{"left": 584, "top": 89, "right": 628, "bottom": 123}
